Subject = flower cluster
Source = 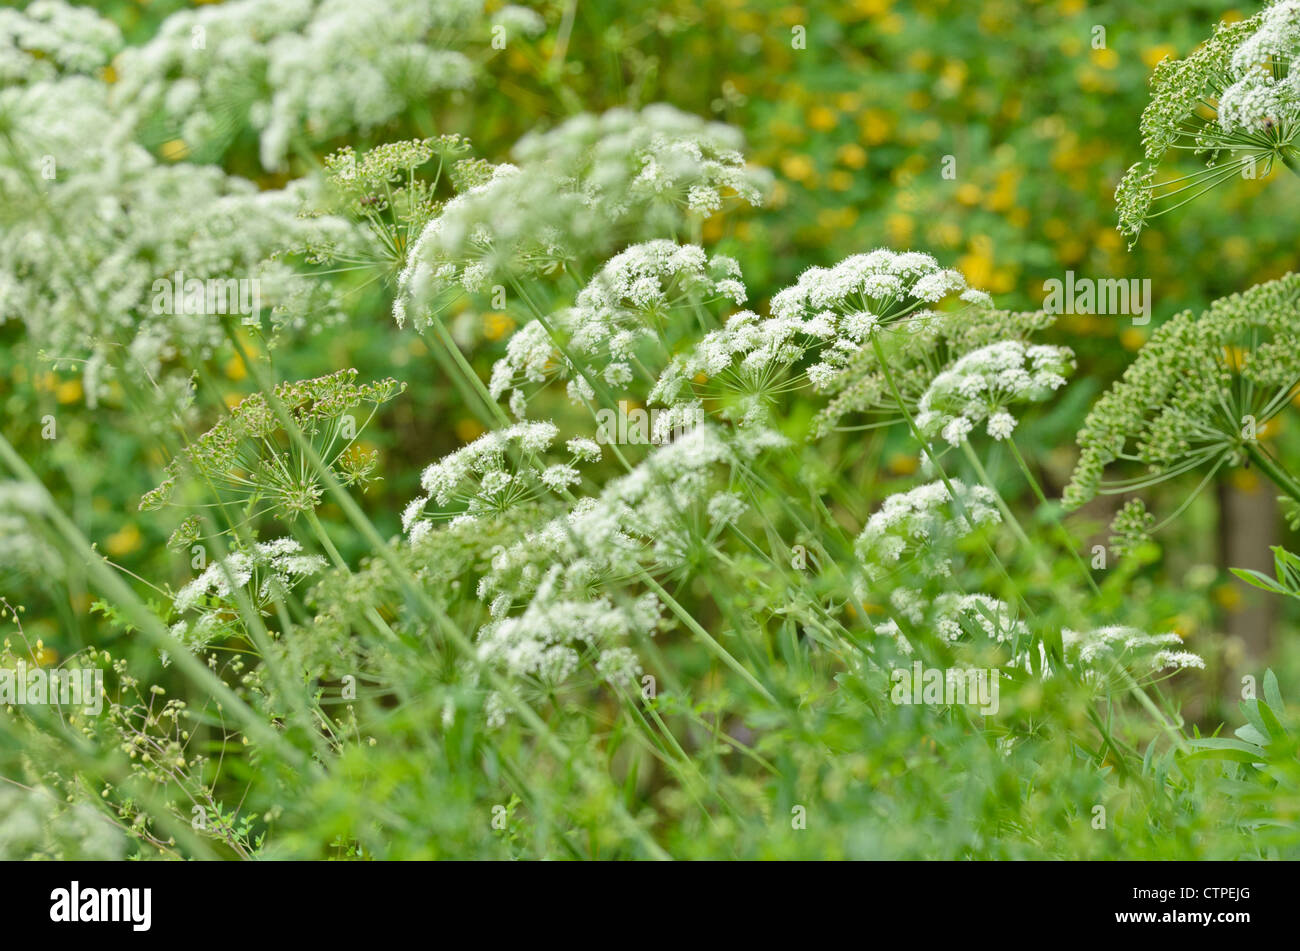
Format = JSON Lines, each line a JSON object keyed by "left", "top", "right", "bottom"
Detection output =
{"left": 393, "top": 106, "right": 768, "bottom": 328}
{"left": 0, "top": 0, "right": 121, "bottom": 84}
{"left": 1218, "top": 1, "right": 1300, "bottom": 135}
{"left": 854, "top": 479, "right": 1001, "bottom": 581}
{"left": 1062, "top": 626, "right": 1205, "bottom": 683}
{"left": 463, "top": 424, "right": 785, "bottom": 720}
{"left": 1115, "top": 4, "right": 1297, "bottom": 243}
{"left": 915, "top": 340, "right": 1074, "bottom": 447}
{"left": 811, "top": 307, "right": 1054, "bottom": 439}
{"left": 490, "top": 241, "right": 746, "bottom": 414}
{"left": 111, "top": 0, "right": 541, "bottom": 169}
{"left": 173, "top": 537, "right": 326, "bottom": 616}
{"left": 402, "top": 422, "right": 602, "bottom": 537}
{"left": 1065, "top": 274, "right": 1300, "bottom": 511}
{"left": 878, "top": 588, "right": 1026, "bottom": 657}
{"left": 0, "top": 75, "right": 361, "bottom": 399}
{"left": 649, "top": 250, "right": 989, "bottom": 423}
{"left": 141, "top": 370, "right": 403, "bottom": 525}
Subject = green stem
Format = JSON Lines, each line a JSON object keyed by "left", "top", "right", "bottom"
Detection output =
{"left": 637, "top": 571, "right": 776, "bottom": 703}
{"left": 1007, "top": 437, "right": 1103, "bottom": 598}
{"left": 1244, "top": 441, "right": 1300, "bottom": 506}
{"left": 960, "top": 440, "right": 1033, "bottom": 550}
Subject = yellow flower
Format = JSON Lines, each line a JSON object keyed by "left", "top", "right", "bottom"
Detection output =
{"left": 1120, "top": 327, "right": 1146, "bottom": 351}
{"left": 1141, "top": 44, "right": 1178, "bottom": 69}
{"left": 807, "top": 105, "right": 838, "bottom": 132}
{"left": 817, "top": 207, "right": 859, "bottom": 231}
{"left": 828, "top": 169, "right": 854, "bottom": 191}
{"left": 105, "top": 523, "right": 142, "bottom": 557}
{"left": 1095, "top": 228, "right": 1122, "bottom": 253}
{"left": 56, "top": 379, "right": 82, "bottom": 404}
{"left": 483, "top": 311, "right": 515, "bottom": 341}
{"left": 958, "top": 251, "right": 993, "bottom": 288}
{"left": 956, "top": 183, "right": 982, "bottom": 206}
{"left": 1213, "top": 583, "right": 1242, "bottom": 611}
{"left": 878, "top": 12, "right": 904, "bottom": 33}
{"left": 224, "top": 354, "right": 247, "bottom": 381}
{"left": 161, "top": 139, "right": 190, "bottom": 162}
{"left": 779, "top": 154, "right": 816, "bottom": 184}
{"left": 886, "top": 212, "right": 913, "bottom": 245}
{"left": 887, "top": 452, "right": 918, "bottom": 475}
{"left": 1091, "top": 47, "right": 1119, "bottom": 70}
{"left": 858, "top": 109, "right": 894, "bottom": 145}
{"left": 928, "top": 221, "right": 962, "bottom": 248}
{"left": 835, "top": 143, "right": 868, "bottom": 169}
{"left": 1230, "top": 467, "right": 1262, "bottom": 492}
{"left": 454, "top": 418, "right": 486, "bottom": 443}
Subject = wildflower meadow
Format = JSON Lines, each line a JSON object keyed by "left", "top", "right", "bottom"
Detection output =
{"left": 1, "top": 0, "right": 1299, "bottom": 882}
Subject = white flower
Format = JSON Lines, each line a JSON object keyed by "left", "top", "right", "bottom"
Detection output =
{"left": 855, "top": 479, "right": 1001, "bottom": 578}
{"left": 917, "top": 340, "right": 1074, "bottom": 447}
{"left": 174, "top": 538, "right": 325, "bottom": 615}
{"left": 395, "top": 107, "right": 768, "bottom": 328}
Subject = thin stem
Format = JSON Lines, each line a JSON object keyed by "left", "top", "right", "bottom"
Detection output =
{"left": 1006, "top": 437, "right": 1102, "bottom": 598}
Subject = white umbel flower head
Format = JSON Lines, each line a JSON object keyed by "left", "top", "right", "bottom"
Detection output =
{"left": 915, "top": 340, "right": 1075, "bottom": 446}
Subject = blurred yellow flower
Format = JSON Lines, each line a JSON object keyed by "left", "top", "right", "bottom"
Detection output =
{"left": 835, "top": 143, "right": 868, "bottom": 169}
{"left": 886, "top": 212, "right": 913, "bottom": 245}
{"left": 807, "top": 105, "right": 838, "bottom": 132}
{"left": 1213, "top": 583, "right": 1243, "bottom": 611}
{"left": 1091, "top": 47, "right": 1119, "bottom": 70}
{"left": 780, "top": 154, "right": 816, "bottom": 183}
{"left": 483, "top": 311, "right": 515, "bottom": 341}
{"left": 1120, "top": 327, "right": 1146, "bottom": 351}
{"left": 161, "top": 139, "right": 190, "bottom": 161}
{"left": 105, "top": 523, "right": 142, "bottom": 557}
{"left": 1141, "top": 44, "right": 1178, "bottom": 69}
{"left": 55, "top": 379, "right": 82, "bottom": 404}
{"left": 454, "top": 418, "right": 486, "bottom": 443}
{"left": 858, "top": 109, "right": 894, "bottom": 145}
{"left": 887, "top": 452, "right": 918, "bottom": 475}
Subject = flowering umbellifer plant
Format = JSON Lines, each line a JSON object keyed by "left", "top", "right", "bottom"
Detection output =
{"left": 1116, "top": 0, "right": 1300, "bottom": 244}
{"left": 6, "top": 0, "right": 1290, "bottom": 867}
{"left": 141, "top": 369, "right": 404, "bottom": 540}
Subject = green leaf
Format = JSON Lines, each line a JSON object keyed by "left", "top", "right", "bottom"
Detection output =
{"left": 1264, "top": 668, "right": 1285, "bottom": 715}
{"left": 1185, "top": 737, "right": 1265, "bottom": 764}
{"left": 1228, "top": 567, "right": 1288, "bottom": 595}
{"left": 1239, "top": 699, "right": 1270, "bottom": 740}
